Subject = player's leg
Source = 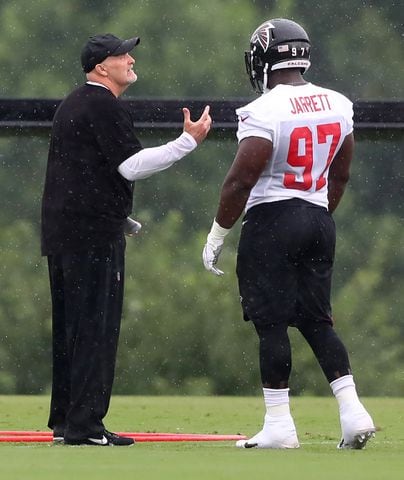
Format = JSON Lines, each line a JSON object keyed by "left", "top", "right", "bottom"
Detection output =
{"left": 298, "top": 321, "right": 375, "bottom": 448}
{"left": 235, "top": 202, "right": 301, "bottom": 449}
{"left": 235, "top": 322, "right": 299, "bottom": 449}
{"left": 296, "top": 207, "right": 375, "bottom": 449}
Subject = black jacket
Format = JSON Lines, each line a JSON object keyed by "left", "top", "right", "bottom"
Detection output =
{"left": 41, "top": 84, "right": 142, "bottom": 255}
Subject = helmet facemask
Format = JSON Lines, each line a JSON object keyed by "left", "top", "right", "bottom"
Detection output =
{"left": 245, "top": 46, "right": 269, "bottom": 94}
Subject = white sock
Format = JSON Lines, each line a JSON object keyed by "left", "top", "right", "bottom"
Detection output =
{"left": 330, "top": 375, "right": 361, "bottom": 411}
{"left": 263, "top": 388, "right": 291, "bottom": 417}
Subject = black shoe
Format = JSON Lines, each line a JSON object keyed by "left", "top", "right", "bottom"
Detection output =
{"left": 104, "top": 430, "right": 135, "bottom": 446}
{"left": 52, "top": 426, "right": 65, "bottom": 444}
{"left": 64, "top": 429, "right": 134, "bottom": 446}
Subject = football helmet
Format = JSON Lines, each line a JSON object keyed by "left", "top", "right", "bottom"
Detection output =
{"left": 245, "top": 18, "right": 311, "bottom": 93}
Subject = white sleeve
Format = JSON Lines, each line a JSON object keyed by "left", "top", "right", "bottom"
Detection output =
{"left": 235, "top": 108, "right": 274, "bottom": 144}
{"left": 118, "top": 131, "right": 197, "bottom": 180}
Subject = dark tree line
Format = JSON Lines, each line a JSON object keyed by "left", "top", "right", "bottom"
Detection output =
{"left": 0, "top": 0, "right": 403, "bottom": 396}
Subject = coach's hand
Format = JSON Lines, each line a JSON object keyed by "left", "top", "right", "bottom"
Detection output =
{"left": 183, "top": 105, "right": 212, "bottom": 144}
{"left": 202, "top": 219, "right": 230, "bottom": 276}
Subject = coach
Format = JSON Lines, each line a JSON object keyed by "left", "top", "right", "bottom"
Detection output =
{"left": 41, "top": 33, "right": 211, "bottom": 446}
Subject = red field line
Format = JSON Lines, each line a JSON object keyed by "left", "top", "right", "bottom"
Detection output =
{"left": 0, "top": 430, "right": 246, "bottom": 443}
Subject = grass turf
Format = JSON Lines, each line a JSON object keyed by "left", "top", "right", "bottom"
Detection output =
{"left": 0, "top": 395, "right": 403, "bottom": 480}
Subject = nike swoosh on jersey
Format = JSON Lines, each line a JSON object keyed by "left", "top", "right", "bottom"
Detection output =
{"left": 240, "top": 115, "right": 249, "bottom": 122}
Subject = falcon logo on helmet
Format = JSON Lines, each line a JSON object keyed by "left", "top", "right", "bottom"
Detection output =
{"left": 245, "top": 18, "right": 311, "bottom": 94}
{"left": 251, "top": 22, "right": 275, "bottom": 53}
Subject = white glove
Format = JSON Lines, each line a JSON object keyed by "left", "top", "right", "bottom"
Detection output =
{"left": 202, "top": 219, "right": 230, "bottom": 276}
{"left": 124, "top": 217, "right": 142, "bottom": 236}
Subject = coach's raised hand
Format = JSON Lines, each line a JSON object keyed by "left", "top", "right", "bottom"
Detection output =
{"left": 183, "top": 105, "right": 212, "bottom": 144}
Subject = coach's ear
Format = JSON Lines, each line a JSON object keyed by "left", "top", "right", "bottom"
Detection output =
{"left": 94, "top": 63, "right": 108, "bottom": 77}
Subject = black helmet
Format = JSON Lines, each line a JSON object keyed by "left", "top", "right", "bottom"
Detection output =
{"left": 245, "top": 18, "right": 311, "bottom": 93}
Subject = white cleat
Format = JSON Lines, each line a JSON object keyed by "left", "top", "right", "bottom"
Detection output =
{"left": 236, "top": 435, "right": 299, "bottom": 449}
{"left": 236, "top": 414, "right": 299, "bottom": 449}
{"left": 337, "top": 405, "right": 376, "bottom": 449}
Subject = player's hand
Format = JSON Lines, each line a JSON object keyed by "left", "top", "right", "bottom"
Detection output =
{"left": 183, "top": 105, "right": 212, "bottom": 144}
{"left": 202, "top": 219, "right": 230, "bottom": 275}
{"left": 202, "top": 239, "right": 224, "bottom": 276}
{"left": 124, "top": 217, "right": 142, "bottom": 236}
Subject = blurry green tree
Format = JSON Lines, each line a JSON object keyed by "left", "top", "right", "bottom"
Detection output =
{"left": 0, "top": 0, "right": 403, "bottom": 396}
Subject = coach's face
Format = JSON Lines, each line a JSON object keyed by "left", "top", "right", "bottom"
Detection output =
{"left": 102, "top": 52, "right": 137, "bottom": 90}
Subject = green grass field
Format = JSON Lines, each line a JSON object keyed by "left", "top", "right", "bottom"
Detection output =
{"left": 0, "top": 395, "right": 402, "bottom": 480}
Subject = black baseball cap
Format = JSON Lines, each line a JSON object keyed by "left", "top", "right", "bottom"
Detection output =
{"left": 81, "top": 33, "right": 140, "bottom": 73}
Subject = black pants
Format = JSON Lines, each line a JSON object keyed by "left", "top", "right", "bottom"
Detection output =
{"left": 237, "top": 200, "right": 351, "bottom": 387}
{"left": 237, "top": 199, "right": 335, "bottom": 327}
{"left": 47, "top": 238, "right": 125, "bottom": 440}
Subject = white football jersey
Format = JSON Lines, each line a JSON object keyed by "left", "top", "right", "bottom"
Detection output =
{"left": 236, "top": 83, "right": 353, "bottom": 210}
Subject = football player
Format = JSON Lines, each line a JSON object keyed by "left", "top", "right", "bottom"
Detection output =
{"left": 203, "top": 18, "right": 375, "bottom": 450}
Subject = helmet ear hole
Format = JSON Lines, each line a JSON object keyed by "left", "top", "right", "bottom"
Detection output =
{"left": 245, "top": 18, "right": 311, "bottom": 93}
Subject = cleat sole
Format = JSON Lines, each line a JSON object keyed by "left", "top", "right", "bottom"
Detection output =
{"left": 338, "top": 430, "right": 375, "bottom": 450}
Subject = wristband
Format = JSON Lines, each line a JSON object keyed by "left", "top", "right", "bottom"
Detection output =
{"left": 208, "top": 219, "right": 231, "bottom": 243}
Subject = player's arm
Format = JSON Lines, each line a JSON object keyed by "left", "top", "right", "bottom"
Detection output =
{"left": 328, "top": 132, "right": 354, "bottom": 213}
{"left": 202, "top": 136, "right": 272, "bottom": 275}
{"left": 216, "top": 136, "right": 272, "bottom": 228}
